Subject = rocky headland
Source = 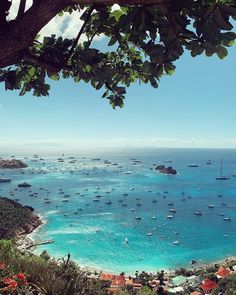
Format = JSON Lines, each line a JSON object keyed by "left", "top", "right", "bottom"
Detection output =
{"left": 155, "top": 165, "right": 177, "bottom": 175}
{"left": 0, "top": 159, "right": 28, "bottom": 169}
{"left": 0, "top": 197, "right": 42, "bottom": 241}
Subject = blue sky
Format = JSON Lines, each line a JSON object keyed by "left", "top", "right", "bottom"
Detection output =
{"left": 1, "top": 38, "right": 236, "bottom": 153}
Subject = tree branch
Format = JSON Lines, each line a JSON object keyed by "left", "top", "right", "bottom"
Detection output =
{"left": 70, "top": 0, "right": 171, "bottom": 4}
{"left": 23, "top": 53, "right": 71, "bottom": 73}
{"left": 0, "top": 0, "right": 172, "bottom": 68}
{"left": 17, "top": 0, "right": 27, "bottom": 19}
{"left": 68, "top": 5, "right": 94, "bottom": 59}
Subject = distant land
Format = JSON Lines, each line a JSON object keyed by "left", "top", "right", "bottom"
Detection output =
{"left": 0, "top": 159, "right": 28, "bottom": 169}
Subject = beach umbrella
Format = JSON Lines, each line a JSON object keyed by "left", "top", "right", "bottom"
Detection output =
{"left": 199, "top": 279, "right": 218, "bottom": 292}
{"left": 215, "top": 267, "right": 231, "bottom": 278}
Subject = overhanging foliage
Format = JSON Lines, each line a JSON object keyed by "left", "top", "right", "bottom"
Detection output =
{"left": 0, "top": 0, "right": 236, "bottom": 108}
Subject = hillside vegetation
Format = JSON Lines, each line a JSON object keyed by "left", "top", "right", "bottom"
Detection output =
{"left": 0, "top": 197, "right": 41, "bottom": 239}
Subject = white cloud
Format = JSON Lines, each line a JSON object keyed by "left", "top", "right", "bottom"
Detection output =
{"left": 8, "top": 1, "right": 105, "bottom": 43}
{"left": 8, "top": 0, "right": 33, "bottom": 20}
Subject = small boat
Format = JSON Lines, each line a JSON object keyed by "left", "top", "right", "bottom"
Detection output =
{"left": 122, "top": 193, "right": 128, "bottom": 196}
{"left": 216, "top": 160, "right": 229, "bottom": 180}
{"left": 189, "top": 164, "right": 199, "bottom": 167}
{"left": 219, "top": 213, "right": 224, "bottom": 216}
{"left": 173, "top": 240, "right": 180, "bottom": 245}
{"left": 164, "top": 159, "right": 173, "bottom": 163}
{"left": 130, "top": 187, "right": 134, "bottom": 191}
{"left": 218, "top": 194, "right": 223, "bottom": 197}
{"left": 169, "top": 208, "right": 176, "bottom": 213}
{"left": 208, "top": 204, "right": 214, "bottom": 208}
{"left": 168, "top": 203, "right": 174, "bottom": 206}
{"left": 105, "top": 201, "right": 112, "bottom": 205}
{"left": 134, "top": 216, "right": 142, "bottom": 220}
{"left": 93, "top": 199, "right": 99, "bottom": 202}
{"left": 194, "top": 211, "right": 202, "bottom": 216}
{"left": 206, "top": 160, "right": 212, "bottom": 165}
{"left": 223, "top": 217, "right": 231, "bottom": 221}
{"left": 146, "top": 232, "right": 152, "bottom": 236}
{"left": 62, "top": 199, "right": 69, "bottom": 202}
{"left": 131, "top": 208, "right": 135, "bottom": 212}
{"left": 18, "top": 182, "right": 31, "bottom": 188}
{"left": 0, "top": 178, "right": 11, "bottom": 183}
{"left": 166, "top": 215, "right": 173, "bottom": 219}
{"left": 125, "top": 238, "right": 129, "bottom": 244}
{"left": 151, "top": 216, "right": 157, "bottom": 219}
{"left": 152, "top": 199, "right": 157, "bottom": 203}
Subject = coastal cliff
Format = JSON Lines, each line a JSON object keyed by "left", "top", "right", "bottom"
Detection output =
{"left": 0, "top": 159, "right": 28, "bottom": 169}
{"left": 0, "top": 197, "right": 42, "bottom": 240}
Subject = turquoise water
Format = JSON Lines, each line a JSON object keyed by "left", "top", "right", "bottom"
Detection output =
{"left": 1, "top": 148, "right": 236, "bottom": 274}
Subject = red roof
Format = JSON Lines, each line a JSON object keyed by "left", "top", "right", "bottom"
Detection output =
{"left": 200, "top": 279, "right": 218, "bottom": 291}
{"left": 215, "top": 267, "right": 231, "bottom": 277}
{"left": 100, "top": 273, "right": 114, "bottom": 281}
{"left": 111, "top": 275, "right": 125, "bottom": 288}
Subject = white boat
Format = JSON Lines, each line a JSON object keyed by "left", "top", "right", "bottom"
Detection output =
{"left": 173, "top": 240, "right": 180, "bottom": 245}
{"left": 223, "top": 217, "right": 231, "bottom": 221}
{"left": 194, "top": 211, "right": 202, "bottom": 216}
{"left": 208, "top": 204, "right": 214, "bottom": 208}
{"left": 146, "top": 232, "right": 152, "bottom": 236}
{"left": 164, "top": 159, "right": 173, "bottom": 163}
{"left": 0, "top": 178, "right": 11, "bottom": 183}
{"left": 216, "top": 160, "right": 229, "bottom": 180}
{"left": 166, "top": 215, "right": 173, "bottom": 219}
{"left": 125, "top": 238, "right": 129, "bottom": 244}
{"left": 169, "top": 208, "right": 176, "bottom": 213}
{"left": 206, "top": 160, "right": 212, "bottom": 165}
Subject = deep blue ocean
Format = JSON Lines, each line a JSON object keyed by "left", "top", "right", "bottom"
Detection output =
{"left": 1, "top": 148, "right": 236, "bottom": 274}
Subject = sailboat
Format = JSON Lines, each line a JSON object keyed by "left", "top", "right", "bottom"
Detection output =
{"left": 216, "top": 160, "right": 229, "bottom": 180}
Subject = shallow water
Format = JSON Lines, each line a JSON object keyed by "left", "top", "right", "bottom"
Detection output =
{"left": 1, "top": 148, "right": 236, "bottom": 274}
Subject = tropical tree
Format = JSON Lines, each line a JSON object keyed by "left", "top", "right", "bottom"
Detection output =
{"left": 1, "top": 0, "right": 236, "bottom": 108}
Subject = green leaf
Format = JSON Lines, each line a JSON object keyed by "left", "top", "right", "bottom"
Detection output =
{"left": 74, "top": 76, "right": 81, "bottom": 83}
{"left": 217, "top": 46, "right": 228, "bottom": 59}
{"left": 112, "top": 10, "right": 125, "bottom": 21}
{"left": 47, "top": 71, "right": 60, "bottom": 81}
{"left": 164, "top": 63, "right": 176, "bottom": 75}
{"left": 28, "top": 67, "right": 36, "bottom": 77}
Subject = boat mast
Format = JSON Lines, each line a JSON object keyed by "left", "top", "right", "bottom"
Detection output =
{"left": 220, "top": 159, "right": 222, "bottom": 177}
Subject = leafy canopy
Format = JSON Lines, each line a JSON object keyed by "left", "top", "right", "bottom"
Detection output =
{"left": 1, "top": 0, "right": 236, "bottom": 108}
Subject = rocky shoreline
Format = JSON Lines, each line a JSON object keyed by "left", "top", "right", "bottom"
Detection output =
{"left": 15, "top": 214, "right": 44, "bottom": 251}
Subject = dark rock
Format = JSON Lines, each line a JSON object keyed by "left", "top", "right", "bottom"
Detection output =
{"left": 155, "top": 165, "right": 165, "bottom": 170}
{"left": 0, "top": 159, "right": 28, "bottom": 169}
{"left": 155, "top": 165, "right": 177, "bottom": 175}
{"left": 24, "top": 205, "right": 34, "bottom": 212}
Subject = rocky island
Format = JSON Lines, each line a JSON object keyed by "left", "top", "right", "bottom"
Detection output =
{"left": 0, "top": 159, "right": 28, "bottom": 169}
{"left": 155, "top": 165, "right": 177, "bottom": 175}
{"left": 0, "top": 197, "right": 42, "bottom": 241}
